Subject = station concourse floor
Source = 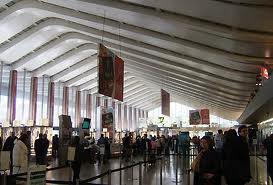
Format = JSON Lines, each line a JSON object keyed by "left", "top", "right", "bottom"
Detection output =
{"left": 46, "top": 155, "right": 271, "bottom": 185}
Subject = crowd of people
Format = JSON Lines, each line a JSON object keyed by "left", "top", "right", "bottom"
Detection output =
{"left": 0, "top": 126, "right": 273, "bottom": 184}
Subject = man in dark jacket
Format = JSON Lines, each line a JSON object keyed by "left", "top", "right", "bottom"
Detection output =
{"left": 3, "top": 132, "right": 17, "bottom": 174}
{"left": 43, "top": 134, "right": 49, "bottom": 165}
{"left": 71, "top": 136, "right": 84, "bottom": 183}
{"left": 52, "top": 134, "right": 59, "bottom": 158}
{"left": 223, "top": 127, "right": 251, "bottom": 185}
{"left": 35, "top": 134, "right": 45, "bottom": 165}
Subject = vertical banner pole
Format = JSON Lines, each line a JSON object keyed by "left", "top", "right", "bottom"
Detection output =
{"left": 139, "top": 163, "right": 142, "bottom": 185}
{"left": 160, "top": 158, "right": 163, "bottom": 185}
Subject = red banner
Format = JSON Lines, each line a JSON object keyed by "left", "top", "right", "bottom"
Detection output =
{"left": 101, "top": 107, "right": 114, "bottom": 138}
{"left": 98, "top": 44, "right": 124, "bottom": 101}
{"left": 261, "top": 67, "right": 269, "bottom": 79}
{"left": 161, "top": 89, "right": 170, "bottom": 116}
{"left": 189, "top": 109, "right": 210, "bottom": 125}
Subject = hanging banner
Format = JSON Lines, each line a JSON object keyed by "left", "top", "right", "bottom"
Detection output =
{"left": 101, "top": 107, "right": 114, "bottom": 138}
{"left": 161, "top": 89, "right": 170, "bottom": 116}
{"left": 189, "top": 109, "right": 210, "bottom": 125}
{"left": 261, "top": 67, "right": 269, "bottom": 79}
{"left": 201, "top": 109, "right": 210, "bottom": 124}
{"left": 98, "top": 44, "right": 124, "bottom": 101}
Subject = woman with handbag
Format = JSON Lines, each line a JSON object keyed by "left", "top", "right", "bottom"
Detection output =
{"left": 192, "top": 136, "right": 221, "bottom": 185}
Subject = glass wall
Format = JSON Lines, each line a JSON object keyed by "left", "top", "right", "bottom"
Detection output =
{"left": 0, "top": 65, "right": 147, "bottom": 134}
{"left": 15, "top": 70, "right": 31, "bottom": 125}
{"left": 53, "top": 82, "right": 63, "bottom": 127}
{"left": 148, "top": 102, "right": 238, "bottom": 127}
{"left": 0, "top": 64, "right": 9, "bottom": 124}
{"left": 68, "top": 87, "right": 76, "bottom": 127}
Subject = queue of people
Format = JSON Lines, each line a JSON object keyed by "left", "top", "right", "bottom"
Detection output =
{"left": 0, "top": 127, "right": 273, "bottom": 184}
{"left": 192, "top": 126, "right": 251, "bottom": 185}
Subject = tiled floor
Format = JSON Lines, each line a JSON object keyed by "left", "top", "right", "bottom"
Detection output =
{"left": 44, "top": 155, "right": 272, "bottom": 185}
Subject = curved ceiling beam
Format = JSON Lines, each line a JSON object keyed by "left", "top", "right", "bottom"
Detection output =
{"left": 127, "top": 69, "right": 247, "bottom": 109}
{"left": 0, "top": 1, "right": 272, "bottom": 64}
{"left": 166, "top": 85, "right": 245, "bottom": 111}
{"left": 0, "top": 18, "right": 259, "bottom": 74}
{"left": 124, "top": 82, "right": 145, "bottom": 93}
{"left": 125, "top": 61, "right": 250, "bottom": 98}
{"left": 125, "top": 63, "right": 250, "bottom": 102}
{"left": 138, "top": 101, "right": 161, "bottom": 110}
{"left": 128, "top": 69, "right": 248, "bottom": 109}
{"left": 126, "top": 66, "right": 246, "bottom": 110}
{"left": 64, "top": 66, "right": 97, "bottom": 87}
{"left": 75, "top": 0, "right": 273, "bottom": 39}
{"left": 126, "top": 69, "right": 249, "bottom": 108}
{"left": 0, "top": 17, "right": 259, "bottom": 74}
{"left": 124, "top": 87, "right": 152, "bottom": 100}
{"left": 124, "top": 90, "right": 156, "bottom": 103}
{"left": 31, "top": 43, "right": 97, "bottom": 75}
{"left": 109, "top": 45, "right": 255, "bottom": 85}
{"left": 127, "top": 94, "right": 160, "bottom": 107}
{"left": 42, "top": 0, "right": 273, "bottom": 60}
{"left": 11, "top": 32, "right": 96, "bottom": 70}
{"left": 50, "top": 55, "right": 97, "bottom": 82}
{"left": 123, "top": 55, "right": 254, "bottom": 92}
{"left": 17, "top": 30, "right": 254, "bottom": 90}
{"left": 77, "top": 78, "right": 97, "bottom": 91}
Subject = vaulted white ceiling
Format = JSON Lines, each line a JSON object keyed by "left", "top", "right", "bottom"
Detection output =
{"left": 0, "top": 0, "right": 271, "bottom": 120}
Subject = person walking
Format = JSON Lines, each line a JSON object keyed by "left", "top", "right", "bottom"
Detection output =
{"left": 52, "top": 134, "right": 59, "bottom": 158}
{"left": 263, "top": 134, "right": 273, "bottom": 184}
{"left": 97, "top": 134, "right": 106, "bottom": 163}
{"left": 71, "top": 136, "right": 83, "bottom": 184}
{"left": 12, "top": 134, "right": 29, "bottom": 174}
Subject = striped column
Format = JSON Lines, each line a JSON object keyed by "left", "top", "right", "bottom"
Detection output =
{"left": 75, "top": 91, "right": 81, "bottom": 127}
{"left": 62, "top": 86, "right": 69, "bottom": 115}
{"left": 86, "top": 94, "right": 92, "bottom": 119}
{"left": 7, "top": 70, "right": 17, "bottom": 125}
{"left": 118, "top": 103, "right": 121, "bottom": 130}
{"left": 104, "top": 98, "right": 108, "bottom": 108}
{"left": 96, "top": 96, "right": 101, "bottom": 107}
{"left": 29, "top": 77, "right": 38, "bottom": 125}
{"left": 133, "top": 108, "right": 137, "bottom": 130}
{"left": 145, "top": 111, "right": 148, "bottom": 119}
{"left": 47, "top": 82, "right": 54, "bottom": 126}
{"left": 124, "top": 105, "right": 128, "bottom": 131}
{"left": 129, "top": 107, "right": 132, "bottom": 131}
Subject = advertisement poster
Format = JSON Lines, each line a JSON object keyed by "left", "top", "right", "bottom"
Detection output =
{"left": 161, "top": 89, "right": 170, "bottom": 116}
{"left": 101, "top": 107, "right": 114, "bottom": 138}
{"left": 98, "top": 44, "right": 124, "bottom": 101}
{"left": 201, "top": 109, "right": 210, "bottom": 124}
{"left": 189, "top": 109, "right": 210, "bottom": 125}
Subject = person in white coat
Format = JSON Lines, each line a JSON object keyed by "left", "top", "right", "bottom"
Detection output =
{"left": 12, "top": 133, "right": 29, "bottom": 174}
